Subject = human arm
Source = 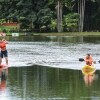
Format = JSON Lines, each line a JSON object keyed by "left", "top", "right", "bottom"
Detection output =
{"left": 2, "top": 39, "right": 8, "bottom": 44}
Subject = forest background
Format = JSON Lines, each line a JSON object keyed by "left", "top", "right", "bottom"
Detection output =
{"left": 0, "top": 0, "right": 100, "bottom": 34}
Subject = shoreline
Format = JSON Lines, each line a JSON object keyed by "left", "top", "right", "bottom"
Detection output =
{"left": 6, "top": 32, "right": 100, "bottom": 37}
{"left": 33, "top": 32, "right": 100, "bottom": 36}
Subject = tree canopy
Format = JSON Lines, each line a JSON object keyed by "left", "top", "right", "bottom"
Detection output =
{"left": 0, "top": 0, "right": 100, "bottom": 32}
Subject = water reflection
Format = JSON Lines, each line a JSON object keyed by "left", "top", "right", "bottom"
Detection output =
{"left": 6, "top": 35, "right": 80, "bottom": 43}
{"left": 0, "top": 77, "right": 7, "bottom": 91}
{"left": 0, "top": 67, "right": 8, "bottom": 90}
{"left": 5, "top": 35, "right": 100, "bottom": 43}
{"left": 0, "top": 66, "right": 96, "bottom": 100}
{"left": 83, "top": 74, "right": 96, "bottom": 86}
{"left": 0, "top": 67, "right": 8, "bottom": 100}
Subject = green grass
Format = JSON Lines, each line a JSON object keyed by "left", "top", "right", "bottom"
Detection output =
{"left": 0, "top": 25, "right": 17, "bottom": 35}
{"left": 7, "top": 32, "right": 100, "bottom": 36}
{"left": 33, "top": 32, "right": 100, "bottom": 36}
{"left": 0, "top": 25, "right": 100, "bottom": 36}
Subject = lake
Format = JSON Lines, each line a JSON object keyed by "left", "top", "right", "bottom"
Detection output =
{"left": 0, "top": 35, "right": 100, "bottom": 100}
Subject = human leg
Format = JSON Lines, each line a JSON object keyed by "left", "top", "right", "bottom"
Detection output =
{"left": 0, "top": 57, "right": 2, "bottom": 65}
{"left": 3, "top": 50, "right": 8, "bottom": 65}
{"left": 5, "top": 57, "right": 8, "bottom": 65}
{"left": 0, "top": 52, "right": 3, "bottom": 65}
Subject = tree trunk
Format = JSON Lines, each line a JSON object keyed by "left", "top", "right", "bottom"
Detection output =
{"left": 78, "top": 0, "right": 85, "bottom": 32}
{"left": 57, "top": 0, "right": 62, "bottom": 32}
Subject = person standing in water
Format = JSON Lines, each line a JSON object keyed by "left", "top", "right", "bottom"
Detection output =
{"left": 0, "top": 38, "right": 8, "bottom": 65}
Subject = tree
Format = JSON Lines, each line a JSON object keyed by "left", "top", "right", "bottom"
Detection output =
{"left": 63, "top": 13, "right": 79, "bottom": 32}
{"left": 55, "top": 0, "right": 75, "bottom": 32}
{"left": 0, "top": 0, "right": 100, "bottom": 32}
{"left": 55, "top": 0, "right": 62, "bottom": 32}
{"left": 78, "top": 0, "right": 86, "bottom": 32}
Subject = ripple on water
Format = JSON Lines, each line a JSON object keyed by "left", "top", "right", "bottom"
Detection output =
{"left": 6, "top": 42, "right": 100, "bottom": 70}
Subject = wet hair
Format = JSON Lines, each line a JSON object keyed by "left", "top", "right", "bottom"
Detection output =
{"left": 87, "top": 54, "right": 90, "bottom": 56}
{"left": 86, "top": 54, "right": 91, "bottom": 59}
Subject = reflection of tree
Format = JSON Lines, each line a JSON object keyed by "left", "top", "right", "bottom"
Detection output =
{"left": 79, "top": 36, "right": 83, "bottom": 43}
{"left": 7, "top": 66, "right": 99, "bottom": 99}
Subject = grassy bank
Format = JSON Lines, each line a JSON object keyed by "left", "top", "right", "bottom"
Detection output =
{"left": 5, "top": 32, "right": 100, "bottom": 37}
{"left": 32, "top": 32, "right": 100, "bottom": 36}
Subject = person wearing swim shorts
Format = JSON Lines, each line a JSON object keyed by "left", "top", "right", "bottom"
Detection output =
{"left": 0, "top": 39, "right": 8, "bottom": 65}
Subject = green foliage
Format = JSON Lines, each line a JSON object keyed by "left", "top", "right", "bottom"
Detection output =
{"left": 0, "top": 25, "right": 18, "bottom": 33}
{"left": 0, "top": 0, "right": 99, "bottom": 32}
{"left": 63, "top": 13, "right": 79, "bottom": 32}
{"left": 49, "top": 18, "right": 57, "bottom": 31}
{"left": 37, "top": 8, "right": 54, "bottom": 32}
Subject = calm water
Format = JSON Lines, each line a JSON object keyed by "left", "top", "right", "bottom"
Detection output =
{"left": 1, "top": 66, "right": 100, "bottom": 100}
{"left": 0, "top": 35, "right": 100, "bottom": 100}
